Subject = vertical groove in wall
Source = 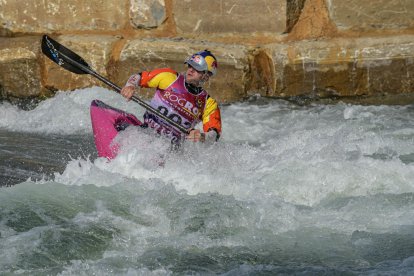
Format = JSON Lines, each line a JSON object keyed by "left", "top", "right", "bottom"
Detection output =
{"left": 285, "top": 0, "right": 307, "bottom": 33}
{"left": 287, "top": 0, "right": 337, "bottom": 40}
{"left": 246, "top": 48, "right": 276, "bottom": 96}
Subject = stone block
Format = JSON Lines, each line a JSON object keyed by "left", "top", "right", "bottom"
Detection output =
{"left": 327, "top": 0, "right": 414, "bottom": 30}
{"left": 173, "top": 0, "right": 286, "bottom": 35}
{"left": 0, "top": 37, "right": 42, "bottom": 99}
{"left": 109, "top": 38, "right": 248, "bottom": 103}
{"left": 0, "top": 0, "right": 128, "bottom": 34}
{"left": 267, "top": 35, "right": 414, "bottom": 98}
{"left": 129, "top": 0, "right": 167, "bottom": 29}
{"left": 43, "top": 35, "right": 120, "bottom": 92}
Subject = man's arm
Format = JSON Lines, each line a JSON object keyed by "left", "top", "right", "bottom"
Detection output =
{"left": 120, "top": 68, "right": 177, "bottom": 100}
{"left": 185, "top": 97, "right": 221, "bottom": 143}
{"left": 202, "top": 97, "right": 222, "bottom": 141}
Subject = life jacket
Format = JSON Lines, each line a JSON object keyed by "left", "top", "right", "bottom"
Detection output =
{"left": 143, "top": 74, "right": 208, "bottom": 142}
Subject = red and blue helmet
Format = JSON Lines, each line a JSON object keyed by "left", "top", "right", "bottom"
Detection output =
{"left": 185, "top": 50, "right": 218, "bottom": 76}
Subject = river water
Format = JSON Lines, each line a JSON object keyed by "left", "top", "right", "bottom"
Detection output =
{"left": 1, "top": 87, "right": 414, "bottom": 275}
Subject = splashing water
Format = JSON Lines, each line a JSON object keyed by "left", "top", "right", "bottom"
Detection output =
{"left": 1, "top": 87, "right": 414, "bottom": 275}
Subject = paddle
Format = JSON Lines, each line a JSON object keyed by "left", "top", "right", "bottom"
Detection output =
{"left": 41, "top": 35, "right": 190, "bottom": 135}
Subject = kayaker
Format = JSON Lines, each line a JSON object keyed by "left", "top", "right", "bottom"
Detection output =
{"left": 120, "top": 50, "right": 222, "bottom": 144}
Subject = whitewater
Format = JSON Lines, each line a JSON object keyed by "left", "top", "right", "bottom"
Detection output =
{"left": 1, "top": 87, "right": 414, "bottom": 275}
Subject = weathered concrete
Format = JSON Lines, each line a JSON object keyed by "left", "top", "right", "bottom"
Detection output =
{"left": 0, "top": 0, "right": 413, "bottom": 104}
{"left": 129, "top": 0, "right": 167, "bottom": 29}
{"left": 327, "top": 0, "right": 414, "bottom": 31}
{"left": 0, "top": 0, "right": 129, "bottom": 33}
{"left": 0, "top": 37, "right": 43, "bottom": 99}
{"left": 249, "top": 35, "right": 414, "bottom": 100}
{"left": 173, "top": 0, "right": 286, "bottom": 35}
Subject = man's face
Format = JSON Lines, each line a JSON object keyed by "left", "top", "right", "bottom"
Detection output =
{"left": 185, "top": 65, "right": 209, "bottom": 86}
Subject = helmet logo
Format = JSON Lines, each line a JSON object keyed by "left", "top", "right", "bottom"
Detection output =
{"left": 191, "top": 55, "right": 203, "bottom": 65}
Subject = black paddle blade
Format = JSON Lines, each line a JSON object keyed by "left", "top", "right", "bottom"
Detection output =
{"left": 41, "top": 35, "right": 89, "bottom": 75}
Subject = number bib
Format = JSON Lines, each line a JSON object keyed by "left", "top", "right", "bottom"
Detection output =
{"left": 144, "top": 74, "right": 208, "bottom": 141}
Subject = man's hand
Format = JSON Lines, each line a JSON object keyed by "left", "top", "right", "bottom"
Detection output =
{"left": 120, "top": 86, "right": 135, "bottom": 100}
{"left": 186, "top": 129, "right": 205, "bottom": 142}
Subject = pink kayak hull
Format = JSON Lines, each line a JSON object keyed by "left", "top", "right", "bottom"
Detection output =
{"left": 90, "top": 100, "right": 143, "bottom": 159}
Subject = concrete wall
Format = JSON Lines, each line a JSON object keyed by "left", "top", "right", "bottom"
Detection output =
{"left": 0, "top": 0, "right": 413, "bottom": 104}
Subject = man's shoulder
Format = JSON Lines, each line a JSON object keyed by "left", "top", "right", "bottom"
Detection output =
{"left": 151, "top": 68, "right": 177, "bottom": 75}
{"left": 141, "top": 68, "right": 178, "bottom": 87}
{"left": 206, "top": 95, "right": 219, "bottom": 107}
{"left": 146, "top": 68, "right": 178, "bottom": 79}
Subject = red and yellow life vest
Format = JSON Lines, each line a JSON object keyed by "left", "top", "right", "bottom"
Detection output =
{"left": 139, "top": 68, "right": 222, "bottom": 142}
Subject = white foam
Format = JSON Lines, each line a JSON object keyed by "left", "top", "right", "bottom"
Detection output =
{"left": 0, "top": 87, "right": 145, "bottom": 134}
{"left": 42, "top": 94, "right": 414, "bottom": 210}
{"left": 4, "top": 90, "right": 414, "bottom": 238}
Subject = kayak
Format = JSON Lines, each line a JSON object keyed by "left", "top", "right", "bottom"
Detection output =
{"left": 90, "top": 100, "right": 143, "bottom": 159}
